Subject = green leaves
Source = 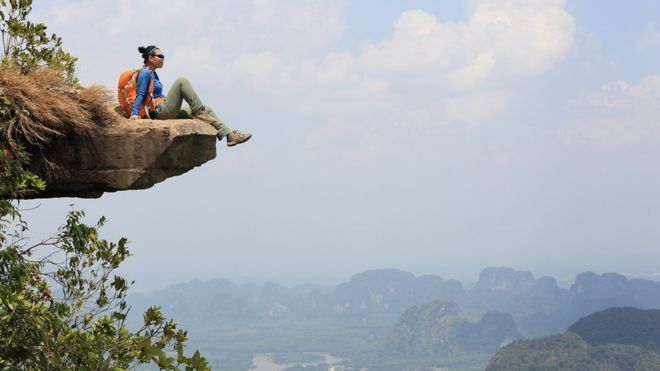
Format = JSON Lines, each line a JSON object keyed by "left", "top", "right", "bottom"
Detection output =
{"left": 0, "top": 154, "right": 211, "bottom": 369}
{"left": 0, "top": 4, "right": 211, "bottom": 368}
{"left": 143, "top": 305, "right": 166, "bottom": 326}
{"left": 0, "top": 204, "right": 213, "bottom": 369}
{"left": 0, "top": 147, "right": 44, "bottom": 203}
{"left": 0, "top": 0, "right": 78, "bottom": 84}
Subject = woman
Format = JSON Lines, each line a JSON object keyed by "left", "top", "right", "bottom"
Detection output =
{"left": 130, "top": 45, "right": 251, "bottom": 147}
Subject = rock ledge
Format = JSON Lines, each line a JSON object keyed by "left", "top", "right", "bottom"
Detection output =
{"left": 28, "top": 116, "right": 217, "bottom": 199}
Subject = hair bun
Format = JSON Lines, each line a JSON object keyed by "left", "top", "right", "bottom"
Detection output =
{"left": 138, "top": 46, "right": 148, "bottom": 53}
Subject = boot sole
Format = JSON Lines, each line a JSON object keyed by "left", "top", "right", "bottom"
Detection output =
{"left": 227, "top": 133, "right": 252, "bottom": 147}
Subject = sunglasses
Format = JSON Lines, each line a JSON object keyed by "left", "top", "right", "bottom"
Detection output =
{"left": 152, "top": 54, "right": 165, "bottom": 59}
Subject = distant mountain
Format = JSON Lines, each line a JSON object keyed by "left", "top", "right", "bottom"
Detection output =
{"left": 570, "top": 271, "right": 660, "bottom": 308}
{"left": 473, "top": 267, "right": 537, "bottom": 293}
{"left": 386, "top": 299, "right": 462, "bottom": 355}
{"left": 569, "top": 307, "right": 660, "bottom": 351}
{"left": 486, "top": 332, "right": 660, "bottom": 371}
{"left": 467, "top": 268, "right": 660, "bottom": 337}
{"left": 571, "top": 272, "right": 630, "bottom": 299}
{"left": 127, "top": 278, "right": 259, "bottom": 328}
{"left": 463, "top": 267, "right": 571, "bottom": 316}
{"left": 253, "top": 282, "right": 334, "bottom": 319}
{"left": 126, "top": 267, "right": 660, "bottom": 338}
{"left": 323, "top": 269, "right": 464, "bottom": 319}
{"left": 518, "top": 272, "right": 660, "bottom": 337}
{"left": 386, "top": 299, "right": 520, "bottom": 356}
{"left": 458, "top": 311, "right": 521, "bottom": 353}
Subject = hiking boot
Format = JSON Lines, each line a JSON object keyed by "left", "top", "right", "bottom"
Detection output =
{"left": 226, "top": 130, "right": 252, "bottom": 147}
{"left": 191, "top": 106, "right": 218, "bottom": 124}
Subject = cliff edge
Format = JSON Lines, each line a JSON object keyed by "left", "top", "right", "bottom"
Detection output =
{"left": 1, "top": 68, "right": 218, "bottom": 199}
{"left": 27, "top": 110, "right": 217, "bottom": 198}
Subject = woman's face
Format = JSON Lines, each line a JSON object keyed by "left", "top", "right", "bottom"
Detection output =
{"left": 149, "top": 48, "right": 165, "bottom": 69}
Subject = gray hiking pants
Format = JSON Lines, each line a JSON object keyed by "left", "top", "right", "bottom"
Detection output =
{"left": 156, "top": 77, "right": 231, "bottom": 138}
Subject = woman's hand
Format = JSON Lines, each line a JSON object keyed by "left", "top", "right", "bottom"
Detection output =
{"left": 129, "top": 115, "right": 140, "bottom": 120}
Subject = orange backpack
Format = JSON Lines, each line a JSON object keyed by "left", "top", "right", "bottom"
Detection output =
{"left": 117, "top": 68, "right": 164, "bottom": 118}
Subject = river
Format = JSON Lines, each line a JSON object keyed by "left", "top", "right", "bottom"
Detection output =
{"left": 250, "top": 352, "right": 344, "bottom": 371}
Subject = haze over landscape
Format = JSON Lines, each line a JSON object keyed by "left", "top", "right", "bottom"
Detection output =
{"left": 22, "top": 1, "right": 660, "bottom": 292}
{"left": 3, "top": 0, "right": 660, "bottom": 370}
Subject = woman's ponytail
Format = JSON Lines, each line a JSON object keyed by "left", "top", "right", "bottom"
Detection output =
{"left": 138, "top": 45, "right": 158, "bottom": 63}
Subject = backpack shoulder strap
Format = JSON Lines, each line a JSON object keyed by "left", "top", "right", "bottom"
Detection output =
{"left": 134, "top": 67, "right": 155, "bottom": 93}
{"left": 148, "top": 72, "right": 155, "bottom": 95}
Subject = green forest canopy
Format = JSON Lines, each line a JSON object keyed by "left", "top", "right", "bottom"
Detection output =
{"left": 0, "top": 1, "right": 211, "bottom": 369}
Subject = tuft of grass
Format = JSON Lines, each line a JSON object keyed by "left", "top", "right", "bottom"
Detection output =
{"left": 79, "top": 85, "right": 115, "bottom": 127}
{"left": 0, "top": 67, "right": 114, "bottom": 151}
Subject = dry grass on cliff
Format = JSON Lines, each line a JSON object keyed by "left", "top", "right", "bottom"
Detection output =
{"left": 0, "top": 67, "right": 114, "bottom": 150}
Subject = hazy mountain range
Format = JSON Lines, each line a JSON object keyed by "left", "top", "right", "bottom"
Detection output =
{"left": 126, "top": 266, "right": 660, "bottom": 338}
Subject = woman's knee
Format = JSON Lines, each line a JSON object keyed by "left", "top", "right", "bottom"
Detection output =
{"left": 174, "top": 77, "right": 190, "bottom": 86}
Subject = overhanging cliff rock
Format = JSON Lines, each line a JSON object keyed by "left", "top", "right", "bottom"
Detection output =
{"left": 28, "top": 112, "right": 217, "bottom": 199}
{"left": 0, "top": 68, "right": 217, "bottom": 199}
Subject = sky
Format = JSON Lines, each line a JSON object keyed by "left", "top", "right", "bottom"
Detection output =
{"left": 21, "top": 0, "right": 660, "bottom": 290}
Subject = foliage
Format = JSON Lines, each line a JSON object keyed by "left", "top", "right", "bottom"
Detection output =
{"left": 0, "top": 144, "right": 43, "bottom": 200}
{"left": 486, "top": 332, "right": 660, "bottom": 371}
{"left": 168, "top": 314, "right": 492, "bottom": 370}
{"left": 589, "top": 343, "right": 660, "bottom": 371}
{"left": 0, "top": 2, "right": 209, "bottom": 368}
{"left": 385, "top": 299, "right": 462, "bottom": 356}
{"left": 0, "top": 152, "right": 210, "bottom": 369}
{"left": 385, "top": 300, "right": 520, "bottom": 356}
{"left": 486, "top": 333, "right": 596, "bottom": 371}
{"left": 0, "top": 67, "right": 113, "bottom": 151}
{"left": 0, "top": 1, "right": 113, "bottom": 151}
{"left": 0, "top": 0, "right": 78, "bottom": 84}
{"left": 568, "top": 306, "right": 660, "bottom": 351}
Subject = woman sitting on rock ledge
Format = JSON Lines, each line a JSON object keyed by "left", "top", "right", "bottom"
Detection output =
{"left": 129, "top": 45, "right": 251, "bottom": 147}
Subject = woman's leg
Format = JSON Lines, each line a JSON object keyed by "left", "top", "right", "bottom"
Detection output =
{"left": 157, "top": 78, "right": 231, "bottom": 138}
{"left": 176, "top": 107, "right": 191, "bottom": 119}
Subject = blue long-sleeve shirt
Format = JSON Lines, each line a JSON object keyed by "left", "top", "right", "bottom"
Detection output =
{"left": 130, "top": 66, "right": 165, "bottom": 116}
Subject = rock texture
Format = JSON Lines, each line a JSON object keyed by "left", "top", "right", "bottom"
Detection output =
{"left": 28, "top": 110, "right": 217, "bottom": 198}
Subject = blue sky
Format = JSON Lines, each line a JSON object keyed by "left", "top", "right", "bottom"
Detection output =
{"left": 23, "top": 0, "right": 660, "bottom": 290}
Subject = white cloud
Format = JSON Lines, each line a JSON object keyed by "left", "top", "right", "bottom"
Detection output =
{"left": 36, "top": 1, "right": 349, "bottom": 58}
{"left": 445, "top": 91, "right": 514, "bottom": 128}
{"left": 299, "top": 53, "right": 359, "bottom": 88}
{"left": 33, "top": 0, "right": 575, "bottom": 161}
{"left": 636, "top": 24, "right": 660, "bottom": 52}
{"left": 448, "top": 52, "right": 496, "bottom": 90}
{"left": 469, "top": 0, "right": 574, "bottom": 76}
{"left": 255, "top": 1, "right": 573, "bottom": 129}
{"left": 357, "top": 1, "right": 574, "bottom": 82}
{"left": 225, "top": 1, "right": 573, "bottom": 136}
{"left": 561, "top": 75, "right": 660, "bottom": 148}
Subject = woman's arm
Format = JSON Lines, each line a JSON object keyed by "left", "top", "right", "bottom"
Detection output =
{"left": 130, "top": 69, "right": 152, "bottom": 118}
